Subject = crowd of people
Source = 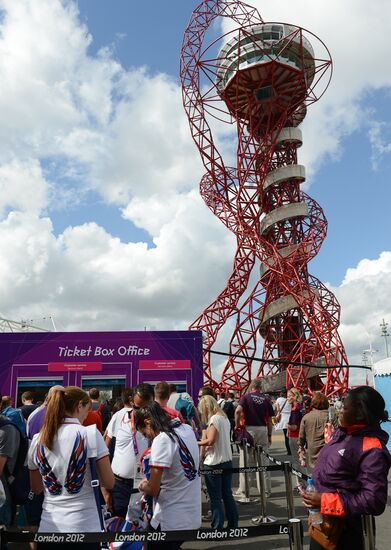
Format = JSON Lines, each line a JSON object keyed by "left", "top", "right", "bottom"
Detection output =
{"left": 0, "top": 380, "right": 389, "bottom": 550}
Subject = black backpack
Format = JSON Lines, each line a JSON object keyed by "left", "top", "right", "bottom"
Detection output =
{"left": 0, "top": 415, "right": 31, "bottom": 504}
{"left": 222, "top": 400, "right": 235, "bottom": 422}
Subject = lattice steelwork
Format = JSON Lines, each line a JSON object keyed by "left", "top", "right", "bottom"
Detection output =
{"left": 180, "top": 0, "right": 349, "bottom": 396}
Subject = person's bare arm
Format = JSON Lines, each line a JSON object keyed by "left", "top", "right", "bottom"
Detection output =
{"left": 138, "top": 467, "right": 164, "bottom": 497}
{"left": 96, "top": 455, "right": 114, "bottom": 490}
{"left": 192, "top": 406, "right": 202, "bottom": 432}
{"left": 29, "top": 470, "right": 44, "bottom": 494}
{"left": 0, "top": 456, "right": 7, "bottom": 477}
{"left": 235, "top": 404, "right": 243, "bottom": 429}
{"left": 198, "top": 425, "right": 218, "bottom": 447}
{"left": 100, "top": 486, "right": 113, "bottom": 512}
{"left": 287, "top": 423, "right": 297, "bottom": 431}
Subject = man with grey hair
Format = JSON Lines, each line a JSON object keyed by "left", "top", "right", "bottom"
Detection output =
{"left": 234, "top": 378, "right": 274, "bottom": 501}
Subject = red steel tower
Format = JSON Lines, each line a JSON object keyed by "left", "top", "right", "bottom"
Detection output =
{"left": 180, "top": 0, "right": 349, "bottom": 396}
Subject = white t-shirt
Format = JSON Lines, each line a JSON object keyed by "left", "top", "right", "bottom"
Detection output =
{"left": 149, "top": 423, "right": 201, "bottom": 530}
{"left": 28, "top": 418, "right": 108, "bottom": 532}
{"left": 111, "top": 411, "right": 149, "bottom": 478}
{"left": 106, "top": 407, "right": 132, "bottom": 439}
{"left": 203, "top": 414, "right": 232, "bottom": 466}
{"left": 275, "top": 397, "right": 291, "bottom": 430}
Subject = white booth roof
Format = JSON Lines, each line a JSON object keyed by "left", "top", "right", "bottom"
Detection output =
{"left": 373, "top": 357, "right": 391, "bottom": 376}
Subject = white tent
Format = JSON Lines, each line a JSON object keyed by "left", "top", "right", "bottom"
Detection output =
{"left": 373, "top": 358, "right": 391, "bottom": 450}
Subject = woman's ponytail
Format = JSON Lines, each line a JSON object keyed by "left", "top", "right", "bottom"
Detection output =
{"left": 40, "top": 389, "right": 66, "bottom": 450}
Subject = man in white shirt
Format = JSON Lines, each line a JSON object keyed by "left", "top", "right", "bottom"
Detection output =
{"left": 104, "top": 387, "right": 134, "bottom": 456}
{"left": 106, "top": 383, "right": 154, "bottom": 517}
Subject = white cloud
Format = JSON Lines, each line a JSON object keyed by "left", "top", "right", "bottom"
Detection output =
{"left": 0, "top": 190, "right": 235, "bottom": 332}
{"left": 83, "top": 69, "right": 204, "bottom": 203}
{"left": 0, "top": 0, "right": 91, "bottom": 159}
{"left": 326, "top": 252, "right": 391, "bottom": 383}
{"left": 342, "top": 252, "right": 391, "bottom": 285}
{"left": 0, "top": 159, "right": 49, "bottom": 216}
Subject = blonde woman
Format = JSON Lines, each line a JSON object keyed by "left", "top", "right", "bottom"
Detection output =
{"left": 287, "top": 388, "right": 305, "bottom": 469}
{"left": 198, "top": 396, "right": 238, "bottom": 529}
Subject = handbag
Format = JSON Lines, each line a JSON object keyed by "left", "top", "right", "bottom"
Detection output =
{"left": 308, "top": 515, "right": 346, "bottom": 550}
{"left": 234, "top": 426, "right": 254, "bottom": 447}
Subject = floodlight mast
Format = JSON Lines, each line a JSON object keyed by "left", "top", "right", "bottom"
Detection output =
{"left": 181, "top": 0, "right": 349, "bottom": 396}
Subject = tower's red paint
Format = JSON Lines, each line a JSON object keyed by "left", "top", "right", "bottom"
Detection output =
{"left": 180, "top": 1, "right": 349, "bottom": 396}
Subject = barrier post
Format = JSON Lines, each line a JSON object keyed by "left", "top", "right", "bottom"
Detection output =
{"left": 251, "top": 445, "right": 267, "bottom": 523}
{"left": 243, "top": 439, "right": 250, "bottom": 499}
{"left": 362, "top": 515, "right": 376, "bottom": 550}
{"left": 257, "top": 445, "right": 267, "bottom": 516}
{"left": 283, "top": 461, "right": 295, "bottom": 519}
{"left": 289, "top": 518, "right": 303, "bottom": 550}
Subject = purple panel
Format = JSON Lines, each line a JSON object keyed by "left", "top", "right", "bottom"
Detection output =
{"left": 0, "top": 331, "right": 203, "bottom": 402}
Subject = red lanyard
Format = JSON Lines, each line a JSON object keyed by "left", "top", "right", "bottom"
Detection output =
{"left": 129, "top": 410, "right": 139, "bottom": 456}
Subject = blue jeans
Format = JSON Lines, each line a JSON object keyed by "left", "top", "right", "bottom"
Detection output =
{"left": 204, "top": 460, "right": 238, "bottom": 529}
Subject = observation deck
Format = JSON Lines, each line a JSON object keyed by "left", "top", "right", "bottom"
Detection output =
{"left": 215, "top": 23, "right": 315, "bottom": 124}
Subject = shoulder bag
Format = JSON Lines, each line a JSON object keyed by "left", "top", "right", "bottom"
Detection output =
{"left": 308, "top": 515, "right": 346, "bottom": 550}
{"left": 86, "top": 425, "right": 105, "bottom": 532}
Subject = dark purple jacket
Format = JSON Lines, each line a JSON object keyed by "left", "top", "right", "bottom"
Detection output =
{"left": 313, "top": 425, "right": 391, "bottom": 516}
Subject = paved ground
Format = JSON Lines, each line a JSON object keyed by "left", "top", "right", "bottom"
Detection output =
{"left": 183, "top": 432, "right": 391, "bottom": 550}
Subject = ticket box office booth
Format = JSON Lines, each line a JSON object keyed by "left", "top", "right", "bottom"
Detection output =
{"left": 0, "top": 330, "right": 203, "bottom": 406}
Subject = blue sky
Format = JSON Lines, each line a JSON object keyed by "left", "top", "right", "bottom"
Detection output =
{"left": 78, "top": 0, "right": 192, "bottom": 74}
{"left": 0, "top": 0, "right": 391, "bottom": 384}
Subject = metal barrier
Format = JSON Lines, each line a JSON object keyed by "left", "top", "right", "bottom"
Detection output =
{"left": 362, "top": 515, "right": 376, "bottom": 550}
{"left": 289, "top": 519, "right": 303, "bottom": 550}
{"left": 255, "top": 444, "right": 267, "bottom": 521}
{"left": 237, "top": 439, "right": 259, "bottom": 503}
{"left": 243, "top": 439, "right": 250, "bottom": 499}
{"left": 283, "top": 460, "right": 296, "bottom": 519}
{"left": 252, "top": 445, "right": 278, "bottom": 524}
{"left": 0, "top": 521, "right": 304, "bottom": 549}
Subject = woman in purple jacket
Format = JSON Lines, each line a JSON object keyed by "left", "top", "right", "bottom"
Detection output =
{"left": 302, "top": 386, "right": 391, "bottom": 549}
